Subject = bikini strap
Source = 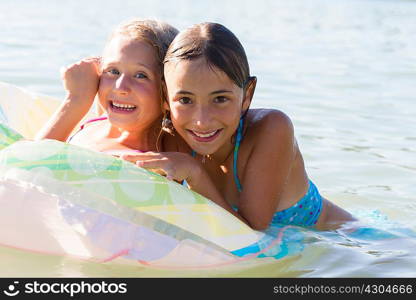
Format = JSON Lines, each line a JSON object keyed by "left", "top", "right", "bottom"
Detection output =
{"left": 233, "top": 117, "right": 244, "bottom": 192}
{"left": 67, "top": 116, "right": 108, "bottom": 142}
{"left": 79, "top": 116, "right": 108, "bottom": 130}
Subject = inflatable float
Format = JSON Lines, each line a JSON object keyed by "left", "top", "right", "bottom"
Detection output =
{"left": 0, "top": 81, "right": 305, "bottom": 269}
{"left": 3, "top": 81, "right": 415, "bottom": 274}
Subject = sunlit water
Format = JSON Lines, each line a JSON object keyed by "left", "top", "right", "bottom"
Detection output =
{"left": 0, "top": 0, "right": 415, "bottom": 277}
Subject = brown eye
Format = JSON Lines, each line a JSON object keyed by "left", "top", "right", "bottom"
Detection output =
{"left": 214, "top": 96, "right": 228, "bottom": 103}
{"left": 179, "top": 97, "right": 192, "bottom": 104}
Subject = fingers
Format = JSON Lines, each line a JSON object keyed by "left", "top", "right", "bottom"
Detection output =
{"left": 148, "top": 168, "right": 168, "bottom": 177}
{"left": 135, "top": 158, "right": 168, "bottom": 170}
{"left": 120, "top": 152, "right": 190, "bottom": 182}
{"left": 119, "top": 152, "right": 169, "bottom": 171}
{"left": 61, "top": 56, "right": 101, "bottom": 73}
{"left": 136, "top": 159, "right": 176, "bottom": 182}
{"left": 121, "top": 152, "right": 162, "bottom": 162}
{"left": 83, "top": 56, "right": 101, "bottom": 61}
{"left": 82, "top": 56, "right": 102, "bottom": 72}
{"left": 136, "top": 158, "right": 178, "bottom": 179}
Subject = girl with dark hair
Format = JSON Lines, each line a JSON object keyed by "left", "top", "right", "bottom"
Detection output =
{"left": 123, "top": 22, "right": 355, "bottom": 230}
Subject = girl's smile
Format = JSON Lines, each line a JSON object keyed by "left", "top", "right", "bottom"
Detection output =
{"left": 109, "top": 100, "right": 137, "bottom": 114}
{"left": 164, "top": 57, "right": 250, "bottom": 159}
{"left": 98, "top": 36, "right": 162, "bottom": 132}
{"left": 187, "top": 128, "right": 223, "bottom": 142}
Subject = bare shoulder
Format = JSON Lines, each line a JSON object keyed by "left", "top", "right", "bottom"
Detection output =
{"left": 245, "top": 109, "right": 294, "bottom": 138}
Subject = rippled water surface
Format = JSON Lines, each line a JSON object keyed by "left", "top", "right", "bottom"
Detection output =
{"left": 0, "top": 0, "right": 415, "bottom": 277}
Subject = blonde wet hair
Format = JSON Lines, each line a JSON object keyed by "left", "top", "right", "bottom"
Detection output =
{"left": 101, "top": 19, "right": 179, "bottom": 148}
{"left": 104, "top": 18, "right": 179, "bottom": 73}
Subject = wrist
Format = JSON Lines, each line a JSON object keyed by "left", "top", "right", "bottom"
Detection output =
{"left": 63, "top": 94, "right": 93, "bottom": 114}
{"left": 185, "top": 159, "right": 203, "bottom": 187}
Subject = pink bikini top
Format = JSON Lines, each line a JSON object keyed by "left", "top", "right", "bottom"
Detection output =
{"left": 67, "top": 116, "right": 143, "bottom": 154}
{"left": 67, "top": 116, "right": 108, "bottom": 142}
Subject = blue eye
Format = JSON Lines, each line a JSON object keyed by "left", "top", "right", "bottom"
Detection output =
{"left": 135, "top": 73, "right": 147, "bottom": 79}
{"left": 179, "top": 97, "right": 192, "bottom": 104}
{"left": 107, "top": 68, "right": 119, "bottom": 75}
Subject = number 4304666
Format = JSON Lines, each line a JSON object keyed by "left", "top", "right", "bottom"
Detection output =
{"left": 364, "top": 285, "right": 413, "bottom": 294}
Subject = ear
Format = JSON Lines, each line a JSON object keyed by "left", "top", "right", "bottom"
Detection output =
{"left": 161, "top": 80, "right": 170, "bottom": 111}
{"left": 163, "top": 100, "right": 170, "bottom": 111}
{"left": 242, "top": 76, "right": 257, "bottom": 112}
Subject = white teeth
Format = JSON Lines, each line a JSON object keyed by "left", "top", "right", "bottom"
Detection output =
{"left": 193, "top": 130, "right": 218, "bottom": 138}
{"left": 112, "top": 101, "right": 136, "bottom": 109}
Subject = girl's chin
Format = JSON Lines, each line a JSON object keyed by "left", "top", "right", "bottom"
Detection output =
{"left": 185, "top": 141, "right": 218, "bottom": 156}
{"left": 106, "top": 117, "right": 138, "bottom": 130}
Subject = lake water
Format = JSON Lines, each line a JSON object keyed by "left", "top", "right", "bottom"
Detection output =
{"left": 0, "top": 0, "right": 415, "bottom": 277}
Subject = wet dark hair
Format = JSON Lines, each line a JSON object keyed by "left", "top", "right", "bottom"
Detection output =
{"left": 164, "top": 22, "right": 254, "bottom": 90}
{"left": 159, "top": 22, "right": 256, "bottom": 149}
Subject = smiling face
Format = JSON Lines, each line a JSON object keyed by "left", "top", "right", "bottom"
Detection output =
{"left": 98, "top": 36, "right": 162, "bottom": 132}
{"left": 164, "top": 57, "right": 250, "bottom": 157}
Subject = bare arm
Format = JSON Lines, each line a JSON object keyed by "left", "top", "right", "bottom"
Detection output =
{"left": 35, "top": 97, "right": 91, "bottom": 141}
{"left": 121, "top": 111, "right": 297, "bottom": 230}
{"left": 184, "top": 159, "right": 245, "bottom": 221}
{"left": 237, "top": 111, "right": 297, "bottom": 230}
{"left": 121, "top": 152, "right": 249, "bottom": 224}
{"left": 121, "top": 111, "right": 297, "bottom": 229}
{"left": 35, "top": 57, "right": 100, "bottom": 142}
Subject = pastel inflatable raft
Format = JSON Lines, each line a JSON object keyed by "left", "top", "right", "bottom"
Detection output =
{"left": 0, "top": 81, "right": 304, "bottom": 268}
{"left": 4, "top": 81, "right": 414, "bottom": 274}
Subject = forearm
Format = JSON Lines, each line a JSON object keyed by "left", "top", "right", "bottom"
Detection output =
{"left": 186, "top": 166, "right": 249, "bottom": 225}
{"left": 123, "top": 152, "right": 251, "bottom": 226}
{"left": 35, "top": 97, "right": 89, "bottom": 142}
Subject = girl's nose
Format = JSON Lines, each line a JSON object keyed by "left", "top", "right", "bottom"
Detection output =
{"left": 194, "top": 105, "right": 213, "bottom": 128}
{"left": 113, "top": 74, "right": 130, "bottom": 94}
